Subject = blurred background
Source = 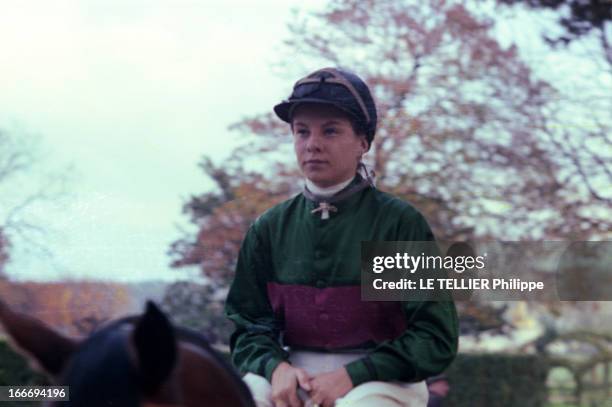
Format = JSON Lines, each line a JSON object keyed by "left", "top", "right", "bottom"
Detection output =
{"left": 0, "top": 0, "right": 610, "bottom": 406}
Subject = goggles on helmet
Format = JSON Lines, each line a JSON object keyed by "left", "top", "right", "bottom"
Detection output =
{"left": 291, "top": 68, "right": 372, "bottom": 125}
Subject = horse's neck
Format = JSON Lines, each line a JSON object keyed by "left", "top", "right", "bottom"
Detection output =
{"left": 151, "top": 341, "right": 250, "bottom": 407}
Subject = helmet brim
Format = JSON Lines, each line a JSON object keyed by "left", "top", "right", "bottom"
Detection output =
{"left": 273, "top": 98, "right": 361, "bottom": 124}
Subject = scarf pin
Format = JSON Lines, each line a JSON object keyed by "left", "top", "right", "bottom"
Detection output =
{"left": 311, "top": 202, "right": 337, "bottom": 220}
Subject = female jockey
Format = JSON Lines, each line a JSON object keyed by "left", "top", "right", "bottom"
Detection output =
{"left": 225, "top": 67, "right": 458, "bottom": 407}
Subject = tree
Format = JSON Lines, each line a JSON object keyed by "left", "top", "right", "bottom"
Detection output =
{"left": 172, "top": 0, "right": 601, "bottom": 284}
{"left": 0, "top": 281, "right": 132, "bottom": 336}
{"left": 0, "top": 128, "right": 70, "bottom": 278}
{"left": 497, "top": 0, "right": 612, "bottom": 65}
{"left": 0, "top": 228, "right": 9, "bottom": 279}
{"left": 169, "top": 156, "right": 294, "bottom": 286}
{"left": 160, "top": 281, "right": 234, "bottom": 345}
{"left": 493, "top": 0, "right": 611, "bottom": 238}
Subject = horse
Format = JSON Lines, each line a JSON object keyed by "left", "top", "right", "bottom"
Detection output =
{"left": 0, "top": 299, "right": 255, "bottom": 407}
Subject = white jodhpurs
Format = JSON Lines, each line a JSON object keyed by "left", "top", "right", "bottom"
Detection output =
{"left": 243, "top": 350, "right": 429, "bottom": 407}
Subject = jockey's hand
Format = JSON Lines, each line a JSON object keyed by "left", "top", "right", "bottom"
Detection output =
{"left": 271, "top": 361, "right": 312, "bottom": 407}
{"left": 308, "top": 367, "right": 353, "bottom": 407}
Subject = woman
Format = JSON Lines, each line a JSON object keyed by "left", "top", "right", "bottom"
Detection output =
{"left": 225, "top": 67, "right": 458, "bottom": 407}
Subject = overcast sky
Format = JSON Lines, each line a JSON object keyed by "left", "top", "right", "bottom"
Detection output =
{"left": 0, "top": 0, "right": 328, "bottom": 282}
{"left": 0, "top": 1, "right": 607, "bottom": 282}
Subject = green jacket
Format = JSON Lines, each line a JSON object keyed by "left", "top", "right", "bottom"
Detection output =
{"left": 225, "top": 181, "right": 458, "bottom": 386}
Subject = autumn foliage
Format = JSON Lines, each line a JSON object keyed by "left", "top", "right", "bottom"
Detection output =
{"left": 0, "top": 229, "right": 9, "bottom": 278}
{"left": 170, "top": 0, "right": 611, "bottom": 288}
{"left": 169, "top": 157, "right": 295, "bottom": 285}
{"left": 0, "top": 280, "right": 131, "bottom": 336}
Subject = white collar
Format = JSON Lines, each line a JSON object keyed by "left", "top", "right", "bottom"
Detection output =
{"left": 305, "top": 176, "right": 354, "bottom": 199}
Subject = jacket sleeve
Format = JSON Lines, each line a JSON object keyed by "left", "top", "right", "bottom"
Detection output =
{"left": 224, "top": 222, "right": 289, "bottom": 382}
{"left": 345, "top": 210, "right": 459, "bottom": 386}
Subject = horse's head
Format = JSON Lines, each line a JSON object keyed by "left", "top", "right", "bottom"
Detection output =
{"left": 0, "top": 299, "right": 254, "bottom": 407}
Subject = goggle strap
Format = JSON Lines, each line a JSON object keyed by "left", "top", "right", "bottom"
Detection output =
{"left": 293, "top": 69, "right": 371, "bottom": 125}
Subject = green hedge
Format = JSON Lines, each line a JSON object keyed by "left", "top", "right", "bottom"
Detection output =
{"left": 0, "top": 339, "right": 48, "bottom": 407}
{"left": 444, "top": 353, "right": 549, "bottom": 407}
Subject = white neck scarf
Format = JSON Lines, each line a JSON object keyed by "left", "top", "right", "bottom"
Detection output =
{"left": 304, "top": 176, "right": 354, "bottom": 198}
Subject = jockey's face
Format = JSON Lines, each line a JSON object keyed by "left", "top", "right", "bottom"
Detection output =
{"left": 291, "top": 103, "right": 368, "bottom": 188}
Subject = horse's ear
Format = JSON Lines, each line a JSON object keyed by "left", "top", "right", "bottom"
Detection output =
{"left": 132, "top": 300, "right": 177, "bottom": 395}
{"left": 0, "top": 299, "right": 77, "bottom": 376}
